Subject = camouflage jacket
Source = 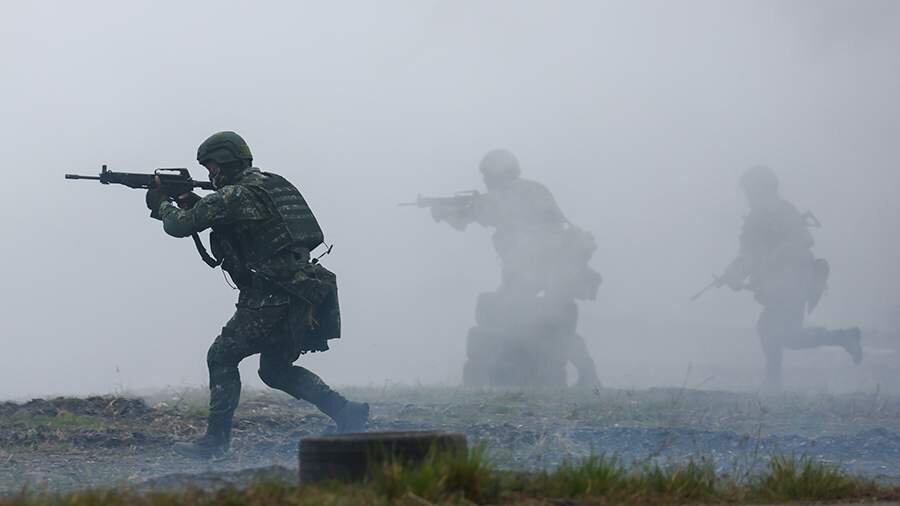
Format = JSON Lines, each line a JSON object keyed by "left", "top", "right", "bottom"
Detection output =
{"left": 437, "top": 178, "right": 600, "bottom": 299}
{"left": 154, "top": 168, "right": 340, "bottom": 346}
{"left": 440, "top": 178, "right": 567, "bottom": 263}
{"left": 724, "top": 198, "right": 817, "bottom": 302}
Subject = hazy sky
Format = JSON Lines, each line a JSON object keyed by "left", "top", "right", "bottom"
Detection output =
{"left": 2, "top": 0, "right": 898, "bottom": 399}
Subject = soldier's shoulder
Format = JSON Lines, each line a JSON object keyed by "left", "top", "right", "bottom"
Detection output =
{"left": 260, "top": 168, "right": 286, "bottom": 179}
{"left": 513, "top": 178, "right": 553, "bottom": 195}
{"left": 775, "top": 198, "right": 803, "bottom": 219}
{"left": 245, "top": 168, "right": 301, "bottom": 190}
{"left": 261, "top": 170, "right": 301, "bottom": 190}
{"left": 215, "top": 184, "right": 252, "bottom": 201}
{"left": 516, "top": 177, "right": 546, "bottom": 188}
{"left": 221, "top": 168, "right": 267, "bottom": 194}
{"left": 203, "top": 184, "right": 262, "bottom": 214}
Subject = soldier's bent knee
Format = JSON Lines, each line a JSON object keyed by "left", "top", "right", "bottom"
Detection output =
{"left": 207, "top": 327, "right": 239, "bottom": 368}
{"left": 258, "top": 363, "right": 286, "bottom": 389}
{"left": 206, "top": 342, "right": 221, "bottom": 368}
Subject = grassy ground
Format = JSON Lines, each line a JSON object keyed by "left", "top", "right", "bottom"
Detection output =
{"left": 2, "top": 447, "right": 897, "bottom": 505}
{"left": 3, "top": 386, "right": 900, "bottom": 500}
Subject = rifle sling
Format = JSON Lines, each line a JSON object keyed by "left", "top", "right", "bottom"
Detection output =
{"left": 191, "top": 232, "right": 221, "bottom": 268}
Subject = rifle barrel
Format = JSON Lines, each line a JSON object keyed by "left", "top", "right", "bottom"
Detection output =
{"left": 65, "top": 174, "right": 101, "bottom": 180}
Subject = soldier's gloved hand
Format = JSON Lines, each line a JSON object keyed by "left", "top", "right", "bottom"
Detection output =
{"left": 719, "top": 272, "right": 744, "bottom": 291}
{"left": 176, "top": 191, "right": 201, "bottom": 210}
{"left": 145, "top": 188, "right": 169, "bottom": 219}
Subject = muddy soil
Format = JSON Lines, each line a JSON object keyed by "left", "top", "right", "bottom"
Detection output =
{"left": 2, "top": 387, "right": 900, "bottom": 494}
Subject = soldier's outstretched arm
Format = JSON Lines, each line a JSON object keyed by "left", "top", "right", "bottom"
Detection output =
{"left": 433, "top": 207, "right": 474, "bottom": 230}
{"left": 720, "top": 256, "right": 751, "bottom": 290}
{"left": 431, "top": 201, "right": 480, "bottom": 231}
{"left": 155, "top": 186, "right": 244, "bottom": 238}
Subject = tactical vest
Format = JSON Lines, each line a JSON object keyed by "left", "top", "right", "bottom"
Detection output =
{"left": 240, "top": 170, "right": 324, "bottom": 258}
{"left": 205, "top": 169, "right": 341, "bottom": 346}
{"left": 208, "top": 169, "right": 324, "bottom": 287}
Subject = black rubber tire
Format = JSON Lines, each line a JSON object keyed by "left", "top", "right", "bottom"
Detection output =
{"left": 299, "top": 431, "right": 468, "bottom": 483}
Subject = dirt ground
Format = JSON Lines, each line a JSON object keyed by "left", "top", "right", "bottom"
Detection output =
{"left": 3, "top": 386, "right": 900, "bottom": 495}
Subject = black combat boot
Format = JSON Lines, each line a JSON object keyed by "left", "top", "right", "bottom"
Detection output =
{"left": 315, "top": 391, "right": 370, "bottom": 434}
{"left": 173, "top": 416, "right": 231, "bottom": 459}
{"left": 333, "top": 400, "right": 370, "bottom": 433}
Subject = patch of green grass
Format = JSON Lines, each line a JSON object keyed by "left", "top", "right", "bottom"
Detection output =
{"left": 4, "top": 413, "right": 103, "bottom": 430}
{"left": 3, "top": 451, "right": 895, "bottom": 505}
{"left": 523, "top": 455, "right": 628, "bottom": 497}
{"left": 371, "top": 443, "right": 500, "bottom": 504}
{"left": 512, "top": 456, "right": 723, "bottom": 503}
{"left": 370, "top": 451, "right": 894, "bottom": 505}
{"left": 174, "top": 405, "right": 208, "bottom": 419}
{"left": 3, "top": 482, "right": 384, "bottom": 506}
{"left": 749, "top": 455, "right": 879, "bottom": 502}
{"left": 633, "top": 460, "right": 720, "bottom": 502}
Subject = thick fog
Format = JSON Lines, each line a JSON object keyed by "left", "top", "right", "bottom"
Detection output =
{"left": 2, "top": 0, "right": 898, "bottom": 399}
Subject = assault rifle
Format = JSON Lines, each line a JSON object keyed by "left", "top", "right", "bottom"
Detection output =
{"left": 689, "top": 275, "right": 726, "bottom": 302}
{"left": 398, "top": 190, "right": 480, "bottom": 209}
{"left": 65, "top": 164, "right": 214, "bottom": 193}
{"left": 690, "top": 274, "right": 752, "bottom": 301}
{"left": 65, "top": 164, "right": 220, "bottom": 267}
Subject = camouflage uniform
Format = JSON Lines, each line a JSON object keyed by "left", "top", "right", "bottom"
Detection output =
{"left": 434, "top": 149, "right": 602, "bottom": 387}
{"left": 148, "top": 132, "right": 367, "bottom": 458}
{"left": 722, "top": 166, "right": 862, "bottom": 389}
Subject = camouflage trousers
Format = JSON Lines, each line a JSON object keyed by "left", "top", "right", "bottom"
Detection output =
{"left": 756, "top": 301, "right": 848, "bottom": 387}
{"left": 465, "top": 290, "right": 600, "bottom": 387}
{"left": 206, "top": 305, "right": 347, "bottom": 427}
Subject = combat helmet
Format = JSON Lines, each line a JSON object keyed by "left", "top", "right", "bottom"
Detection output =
{"left": 479, "top": 148, "right": 521, "bottom": 189}
{"left": 197, "top": 131, "right": 253, "bottom": 167}
{"left": 739, "top": 165, "right": 778, "bottom": 194}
